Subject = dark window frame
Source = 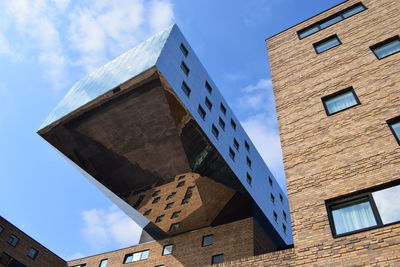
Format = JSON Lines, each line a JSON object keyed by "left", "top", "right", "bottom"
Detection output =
{"left": 152, "top": 196, "right": 161, "bottom": 204}
{"left": 169, "top": 223, "right": 180, "bottom": 232}
{"left": 198, "top": 105, "right": 206, "bottom": 120}
{"left": 370, "top": 36, "right": 400, "bottom": 60}
{"left": 99, "top": 259, "right": 108, "bottom": 267}
{"left": 177, "top": 181, "right": 185, "bottom": 188}
{"left": 180, "top": 43, "right": 189, "bottom": 57}
{"left": 325, "top": 179, "right": 400, "bottom": 238}
{"left": 123, "top": 250, "right": 149, "bottom": 263}
{"left": 205, "top": 97, "right": 212, "bottom": 111}
{"left": 244, "top": 141, "right": 250, "bottom": 152}
{"left": 220, "top": 103, "right": 227, "bottom": 115}
{"left": 271, "top": 193, "right": 275, "bottom": 204}
{"left": 180, "top": 61, "right": 190, "bottom": 76}
{"left": 218, "top": 117, "right": 226, "bottom": 131}
{"left": 155, "top": 215, "right": 165, "bottom": 223}
{"left": 205, "top": 81, "right": 213, "bottom": 94}
{"left": 181, "top": 81, "right": 191, "bottom": 97}
{"left": 171, "top": 211, "right": 181, "bottom": 219}
{"left": 164, "top": 202, "right": 174, "bottom": 210}
{"left": 313, "top": 34, "right": 342, "bottom": 54}
{"left": 143, "top": 209, "right": 152, "bottom": 216}
{"left": 246, "top": 156, "right": 252, "bottom": 168}
{"left": 27, "top": 247, "right": 39, "bottom": 260}
{"left": 166, "top": 192, "right": 176, "bottom": 200}
{"left": 269, "top": 177, "right": 273, "bottom": 187}
{"left": 0, "top": 225, "right": 3, "bottom": 233}
{"left": 230, "top": 119, "right": 237, "bottom": 130}
{"left": 8, "top": 234, "right": 20, "bottom": 247}
{"left": 211, "top": 124, "right": 219, "bottom": 139}
{"left": 202, "top": 234, "right": 214, "bottom": 247}
{"left": 228, "top": 147, "right": 235, "bottom": 161}
{"left": 211, "top": 254, "right": 224, "bottom": 264}
{"left": 246, "top": 173, "right": 252, "bottom": 186}
{"left": 162, "top": 244, "right": 173, "bottom": 256}
{"left": 321, "top": 87, "right": 361, "bottom": 116}
{"left": 233, "top": 138, "right": 239, "bottom": 151}
{"left": 387, "top": 116, "right": 400, "bottom": 145}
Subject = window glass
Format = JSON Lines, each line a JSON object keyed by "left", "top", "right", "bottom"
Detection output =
{"left": 132, "top": 252, "right": 141, "bottom": 261}
{"left": 180, "top": 43, "right": 188, "bottom": 57}
{"left": 99, "top": 259, "right": 108, "bottom": 267}
{"left": 140, "top": 250, "right": 149, "bottom": 260}
{"left": 298, "top": 25, "right": 319, "bottom": 39}
{"left": 246, "top": 173, "right": 252, "bottom": 185}
{"left": 124, "top": 254, "right": 133, "bottom": 263}
{"left": 389, "top": 120, "right": 400, "bottom": 143}
{"left": 211, "top": 254, "right": 224, "bottom": 264}
{"left": 181, "top": 82, "right": 191, "bottom": 97}
{"left": 372, "top": 38, "right": 400, "bottom": 59}
{"left": 372, "top": 185, "right": 400, "bottom": 224}
{"left": 205, "top": 81, "right": 212, "bottom": 94}
{"left": 229, "top": 147, "right": 235, "bottom": 161}
{"left": 8, "top": 235, "right": 19, "bottom": 247}
{"left": 0, "top": 225, "right": 3, "bottom": 233}
{"left": 27, "top": 248, "right": 39, "bottom": 259}
{"left": 314, "top": 35, "right": 341, "bottom": 53}
{"left": 202, "top": 235, "right": 214, "bottom": 246}
{"left": 331, "top": 198, "right": 377, "bottom": 235}
{"left": 198, "top": 105, "right": 206, "bottom": 120}
{"left": 323, "top": 89, "right": 359, "bottom": 115}
{"left": 180, "top": 61, "right": 190, "bottom": 76}
{"left": 218, "top": 117, "right": 225, "bottom": 130}
{"left": 212, "top": 124, "right": 219, "bottom": 139}
{"left": 163, "top": 244, "right": 173, "bottom": 255}
{"left": 342, "top": 4, "right": 366, "bottom": 18}
{"left": 320, "top": 15, "right": 342, "bottom": 29}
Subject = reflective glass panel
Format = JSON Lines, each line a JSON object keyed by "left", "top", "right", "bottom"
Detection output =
{"left": 315, "top": 36, "right": 341, "bottom": 53}
{"left": 372, "top": 38, "right": 400, "bottom": 59}
{"left": 202, "top": 235, "right": 214, "bottom": 246}
{"left": 390, "top": 121, "right": 400, "bottom": 141}
{"left": 140, "top": 250, "right": 149, "bottom": 260}
{"left": 324, "top": 90, "right": 358, "bottom": 115}
{"left": 331, "top": 198, "right": 377, "bottom": 235}
{"left": 342, "top": 4, "right": 366, "bottom": 18}
{"left": 124, "top": 254, "right": 133, "bottom": 263}
{"left": 212, "top": 254, "right": 224, "bottom": 264}
{"left": 320, "top": 15, "right": 342, "bottom": 28}
{"left": 163, "top": 244, "right": 173, "bottom": 255}
{"left": 99, "top": 259, "right": 108, "bottom": 267}
{"left": 132, "top": 252, "right": 141, "bottom": 262}
{"left": 372, "top": 185, "right": 400, "bottom": 224}
{"left": 298, "top": 25, "right": 319, "bottom": 39}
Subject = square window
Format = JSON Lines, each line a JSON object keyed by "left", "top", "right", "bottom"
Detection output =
{"left": 313, "top": 35, "right": 341, "bottom": 54}
{"left": 271, "top": 193, "right": 275, "bottom": 204}
{"left": 177, "top": 181, "right": 185, "bottom": 188}
{"left": 205, "top": 81, "right": 212, "bottom": 94}
{"left": 143, "top": 209, "right": 152, "bottom": 216}
{"left": 152, "top": 197, "right": 161, "bottom": 204}
{"left": 202, "top": 234, "right": 214, "bottom": 247}
{"left": 181, "top": 81, "right": 191, "bottom": 97}
{"left": 211, "top": 254, "right": 224, "bottom": 264}
{"left": 246, "top": 173, "right": 252, "bottom": 185}
{"left": 322, "top": 87, "right": 360, "bottom": 115}
{"left": 27, "top": 248, "right": 39, "bottom": 260}
{"left": 99, "top": 259, "right": 108, "bottom": 267}
{"left": 165, "top": 202, "right": 174, "bottom": 210}
{"left": 169, "top": 223, "right": 180, "bottom": 232}
{"left": 171, "top": 211, "right": 181, "bottom": 219}
{"left": 230, "top": 119, "right": 237, "bottom": 130}
{"left": 155, "top": 215, "right": 165, "bottom": 223}
{"left": 370, "top": 36, "right": 400, "bottom": 59}
{"left": 152, "top": 190, "right": 160, "bottom": 197}
{"left": 246, "top": 157, "right": 252, "bottom": 168}
{"left": 228, "top": 147, "right": 235, "bottom": 161}
{"left": 273, "top": 211, "right": 278, "bottom": 223}
{"left": 8, "top": 234, "right": 19, "bottom": 247}
{"left": 218, "top": 117, "right": 225, "bottom": 130}
{"left": 180, "top": 43, "right": 189, "bottom": 57}
{"left": 198, "top": 105, "right": 206, "bottom": 120}
{"left": 181, "top": 198, "right": 190, "bottom": 204}
{"left": 245, "top": 141, "right": 250, "bottom": 152}
{"left": 388, "top": 117, "right": 400, "bottom": 145}
{"left": 180, "top": 61, "right": 190, "bottom": 76}
{"left": 167, "top": 192, "right": 176, "bottom": 200}
{"left": 162, "top": 244, "right": 173, "bottom": 255}
{"left": 212, "top": 124, "right": 219, "bottom": 139}
{"left": 233, "top": 138, "right": 239, "bottom": 151}
{"left": 220, "top": 103, "right": 227, "bottom": 115}
{"left": 205, "top": 97, "right": 212, "bottom": 111}
{"left": 269, "top": 177, "right": 273, "bottom": 187}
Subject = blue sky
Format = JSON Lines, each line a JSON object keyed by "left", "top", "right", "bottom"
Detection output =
{"left": 0, "top": 0, "right": 343, "bottom": 260}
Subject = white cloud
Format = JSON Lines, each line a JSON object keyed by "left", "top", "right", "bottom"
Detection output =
{"left": 149, "top": 0, "right": 174, "bottom": 32}
{"left": 243, "top": 78, "right": 272, "bottom": 92}
{"left": 66, "top": 252, "right": 84, "bottom": 261}
{"left": 81, "top": 205, "right": 142, "bottom": 249}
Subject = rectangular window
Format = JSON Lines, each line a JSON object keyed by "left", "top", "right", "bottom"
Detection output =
{"left": 387, "top": 116, "right": 400, "bottom": 145}
{"left": 283, "top": 211, "right": 287, "bottom": 221}
{"left": 205, "top": 81, "right": 212, "bottom": 94}
{"left": 202, "top": 234, "right": 214, "bottom": 247}
{"left": 245, "top": 141, "right": 250, "bottom": 152}
{"left": 322, "top": 87, "right": 360, "bottom": 115}
{"left": 282, "top": 223, "right": 287, "bottom": 234}
{"left": 297, "top": 3, "right": 366, "bottom": 39}
{"left": 165, "top": 202, "right": 174, "bottom": 210}
{"left": 169, "top": 223, "right": 180, "bottom": 232}
{"left": 8, "top": 234, "right": 19, "bottom": 247}
{"left": 0, "top": 225, "right": 3, "bottom": 233}
{"left": 99, "top": 259, "right": 108, "bottom": 267}
{"left": 246, "top": 173, "right": 252, "bottom": 185}
{"left": 280, "top": 193, "right": 284, "bottom": 202}
{"left": 27, "top": 248, "right": 39, "bottom": 260}
{"left": 229, "top": 147, "right": 235, "bottom": 161}
{"left": 152, "top": 197, "right": 161, "bottom": 203}
{"left": 218, "top": 117, "right": 225, "bottom": 130}
{"left": 211, "top": 254, "right": 224, "bottom": 264}
{"left": 313, "top": 35, "right": 341, "bottom": 54}
{"left": 370, "top": 36, "right": 400, "bottom": 59}
{"left": 205, "top": 97, "right": 212, "bottom": 111}
{"left": 171, "top": 211, "right": 181, "bottom": 219}
{"left": 233, "top": 138, "right": 239, "bottom": 151}
{"left": 124, "top": 250, "right": 149, "bottom": 263}
{"left": 269, "top": 177, "right": 273, "bottom": 187}
{"left": 220, "top": 103, "right": 227, "bottom": 115}
{"left": 152, "top": 190, "right": 160, "bottom": 197}
{"left": 181, "top": 198, "right": 190, "bottom": 204}
{"left": 143, "top": 209, "right": 152, "bottom": 216}
{"left": 271, "top": 193, "right": 275, "bottom": 204}
{"left": 180, "top": 61, "right": 190, "bottom": 76}
{"left": 230, "top": 119, "right": 237, "bottom": 130}
{"left": 273, "top": 211, "right": 278, "bottom": 223}
{"left": 162, "top": 244, "right": 173, "bottom": 255}
{"left": 246, "top": 157, "right": 252, "bottom": 168}
{"left": 181, "top": 81, "right": 191, "bottom": 97}
{"left": 155, "top": 215, "right": 165, "bottom": 223}
{"left": 166, "top": 192, "right": 176, "bottom": 200}
{"left": 198, "top": 105, "right": 206, "bottom": 120}
{"left": 177, "top": 181, "right": 185, "bottom": 188}
{"left": 178, "top": 175, "right": 185, "bottom": 180}
{"left": 327, "top": 181, "right": 400, "bottom": 236}
{"left": 180, "top": 43, "right": 188, "bottom": 57}
{"left": 212, "top": 124, "right": 219, "bottom": 139}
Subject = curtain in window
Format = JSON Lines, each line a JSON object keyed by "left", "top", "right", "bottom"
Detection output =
{"left": 332, "top": 198, "right": 377, "bottom": 235}
{"left": 325, "top": 91, "right": 357, "bottom": 114}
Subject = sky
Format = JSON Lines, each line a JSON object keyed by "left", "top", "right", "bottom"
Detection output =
{"left": 0, "top": 0, "right": 344, "bottom": 261}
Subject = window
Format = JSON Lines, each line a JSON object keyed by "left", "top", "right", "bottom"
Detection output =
{"left": 180, "top": 61, "right": 190, "bottom": 76}
{"left": 181, "top": 198, "right": 190, "bottom": 204}
{"left": 155, "top": 265, "right": 165, "bottom": 267}
{"left": 218, "top": 117, "right": 225, "bottom": 130}
{"left": 282, "top": 223, "right": 287, "bottom": 234}
{"left": 246, "top": 157, "right": 252, "bottom": 168}
{"left": 370, "top": 36, "right": 400, "bottom": 59}
{"left": 171, "top": 211, "right": 181, "bottom": 219}
{"left": 1, "top": 252, "right": 28, "bottom": 267}
{"left": 388, "top": 116, "right": 400, "bottom": 145}
{"left": 198, "top": 105, "right": 206, "bottom": 120}
{"left": 0, "top": 225, "right": 3, "bottom": 233}
{"left": 228, "top": 147, "right": 235, "bottom": 161}
{"left": 273, "top": 211, "right": 278, "bottom": 223}
{"left": 283, "top": 211, "right": 287, "bottom": 222}
{"left": 169, "top": 223, "right": 180, "bottom": 232}
{"left": 326, "top": 182, "right": 400, "bottom": 236}
{"left": 178, "top": 175, "right": 185, "bottom": 180}
{"left": 205, "top": 81, "right": 213, "bottom": 94}
{"left": 220, "top": 103, "right": 227, "bottom": 115}
{"left": 152, "top": 197, "right": 161, "bottom": 204}
{"left": 165, "top": 202, "right": 174, "bottom": 210}
{"left": 271, "top": 193, "right": 275, "bottom": 204}
{"left": 99, "top": 259, "right": 108, "bottom": 267}
{"left": 162, "top": 244, "right": 173, "bottom": 255}
{"left": 167, "top": 192, "right": 176, "bottom": 200}
{"left": 297, "top": 3, "right": 366, "bottom": 39}
{"left": 144, "top": 209, "right": 152, "bottom": 216}
{"left": 211, "top": 254, "right": 224, "bottom": 264}
{"left": 27, "top": 248, "right": 39, "bottom": 260}
{"left": 279, "top": 193, "right": 284, "bottom": 202}
{"left": 133, "top": 194, "right": 145, "bottom": 208}
{"left": 152, "top": 190, "right": 160, "bottom": 197}
{"left": 155, "top": 215, "right": 165, "bottom": 223}
{"left": 123, "top": 250, "right": 149, "bottom": 263}
{"left": 181, "top": 81, "right": 191, "bottom": 97}
{"left": 205, "top": 97, "right": 212, "bottom": 111}
{"left": 180, "top": 43, "right": 188, "bottom": 57}
{"left": 269, "top": 177, "right": 273, "bottom": 187}
{"left": 246, "top": 173, "right": 252, "bottom": 185}
{"left": 177, "top": 181, "right": 185, "bottom": 188}
{"left": 322, "top": 87, "right": 360, "bottom": 115}
{"left": 72, "top": 265, "right": 86, "bottom": 267}
{"left": 313, "top": 35, "right": 341, "bottom": 54}
{"left": 8, "top": 234, "right": 19, "bottom": 247}
{"left": 230, "top": 119, "right": 237, "bottom": 130}
{"left": 244, "top": 141, "right": 250, "bottom": 152}
{"left": 202, "top": 234, "right": 214, "bottom": 247}
{"left": 233, "top": 138, "right": 239, "bottom": 151}
{"left": 212, "top": 124, "right": 219, "bottom": 139}
{"left": 184, "top": 186, "right": 195, "bottom": 199}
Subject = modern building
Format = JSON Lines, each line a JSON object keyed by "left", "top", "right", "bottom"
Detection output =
{"left": 0, "top": 216, "right": 66, "bottom": 267}
{"left": 38, "top": 24, "right": 292, "bottom": 266}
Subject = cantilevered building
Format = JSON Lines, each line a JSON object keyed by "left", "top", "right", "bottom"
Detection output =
{"left": 38, "top": 25, "right": 292, "bottom": 266}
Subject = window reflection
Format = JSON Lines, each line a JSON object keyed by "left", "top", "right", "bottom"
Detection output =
{"left": 372, "top": 185, "right": 400, "bottom": 224}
